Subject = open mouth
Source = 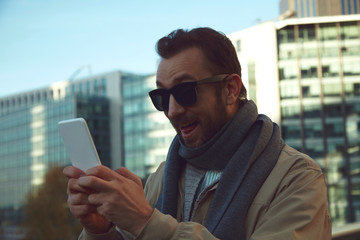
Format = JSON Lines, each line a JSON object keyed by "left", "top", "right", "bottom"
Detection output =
{"left": 180, "top": 121, "right": 198, "bottom": 138}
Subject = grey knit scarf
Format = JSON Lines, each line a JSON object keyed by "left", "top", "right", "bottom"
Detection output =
{"left": 155, "top": 100, "right": 284, "bottom": 239}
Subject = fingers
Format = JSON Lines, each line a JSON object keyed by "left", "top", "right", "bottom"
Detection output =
{"left": 64, "top": 166, "right": 114, "bottom": 234}
{"left": 67, "top": 189, "right": 98, "bottom": 218}
{"left": 86, "top": 165, "right": 117, "bottom": 181}
{"left": 69, "top": 203, "right": 98, "bottom": 218}
{"left": 77, "top": 174, "right": 112, "bottom": 193}
{"left": 68, "top": 190, "right": 91, "bottom": 205}
{"left": 76, "top": 166, "right": 144, "bottom": 206}
{"left": 81, "top": 166, "right": 139, "bottom": 192}
{"left": 82, "top": 165, "right": 141, "bottom": 187}
{"left": 88, "top": 192, "right": 108, "bottom": 206}
{"left": 63, "top": 165, "right": 85, "bottom": 179}
{"left": 68, "top": 178, "right": 92, "bottom": 195}
{"left": 115, "top": 167, "right": 143, "bottom": 187}
{"left": 76, "top": 166, "right": 117, "bottom": 193}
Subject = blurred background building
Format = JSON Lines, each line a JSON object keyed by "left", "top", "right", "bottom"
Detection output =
{"left": 280, "top": 0, "right": 360, "bottom": 19}
{"left": 0, "top": 71, "right": 174, "bottom": 228}
{"left": 122, "top": 74, "right": 175, "bottom": 177}
{"left": 229, "top": 14, "right": 360, "bottom": 227}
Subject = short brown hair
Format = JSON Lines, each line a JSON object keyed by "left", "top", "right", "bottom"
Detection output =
{"left": 156, "top": 27, "right": 247, "bottom": 100}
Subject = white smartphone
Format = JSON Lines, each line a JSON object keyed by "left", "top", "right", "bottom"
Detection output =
{"left": 58, "top": 118, "right": 102, "bottom": 172}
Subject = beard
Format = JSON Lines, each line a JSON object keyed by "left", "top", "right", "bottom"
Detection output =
{"left": 170, "top": 100, "right": 230, "bottom": 148}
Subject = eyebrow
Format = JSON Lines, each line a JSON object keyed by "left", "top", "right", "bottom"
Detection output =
{"left": 156, "top": 73, "right": 197, "bottom": 88}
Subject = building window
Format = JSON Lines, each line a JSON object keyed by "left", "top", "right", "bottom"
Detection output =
{"left": 305, "top": 121, "right": 323, "bottom": 138}
{"left": 343, "top": 61, "right": 360, "bottom": 76}
{"left": 323, "top": 82, "right": 342, "bottom": 97}
{"left": 298, "top": 24, "right": 316, "bottom": 42}
{"left": 346, "top": 102, "right": 360, "bottom": 116}
{"left": 278, "top": 26, "right": 295, "bottom": 43}
{"left": 303, "top": 102, "right": 321, "bottom": 118}
{"left": 324, "top": 103, "right": 342, "bottom": 117}
{"left": 301, "top": 62, "right": 318, "bottom": 79}
{"left": 78, "top": 83, "right": 83, "bottom": 94}
{"left": 281, "top": 104, "right": 301, "bottom": 119}
{"left": 345, "top": 83, "right": 359, "bottom": 96}
{"left": 312, "top": 0, "right": 316, "bottom": 16}
{"left": 300, "top": 0, "right": 304, "bottom": 17}
{"left": 282, "top": 123, "right": 302, "bottom": 139}
{"left": 86, "top": 81, "right": 91, "bottom": 95}
{"left": 322, "top": 63, "right": 340, "bottom": 77}
{"left": 326, "top": 121, "right": 344, "bottom": 137}
{"left": 340, "top": 22, "right": 359, "bottom": 39}
{"left": 319, "top": 23, "right": 338, "bottom": 41}
{"left": 302, "top": 86, "right": 310, "bottom": 97}
{"left": 306, "top": 0, "right": 310, "bottom": 16}
{"left": 355, "top": 83, "right": 360, "bottom": 95}
{"left": 236, "top": 39, "right": 241, "bottom": 53}
{"left": 279, "top": 64, "right": 298, "bottom": 80}
{"left": 101, "top": 78, "right": 107, "bottom": 96}
{"left": 305, "top": 141, "right": 324, "bottom": 158}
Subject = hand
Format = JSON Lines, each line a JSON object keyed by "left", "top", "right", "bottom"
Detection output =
{"left": 78, "top": 166, "right": 154, "bottom": 236}
{"left": 63, "top": 166, "right": 111, "bottom": 234}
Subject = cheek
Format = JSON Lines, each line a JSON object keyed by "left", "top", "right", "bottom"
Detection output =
{"left": 201, "top": 103, "right": 228, "bottom": 133}
{"left": 213, "top": 100, "right": 229, "bottom": 124}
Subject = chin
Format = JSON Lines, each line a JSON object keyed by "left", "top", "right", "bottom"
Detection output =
{"left": 184, "top": 142, "right": 199, "bottom": 148}
{"left": 181, "top": 137, "right": 205, "bottom": 149}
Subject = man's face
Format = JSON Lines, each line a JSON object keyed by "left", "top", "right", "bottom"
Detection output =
{"left": 156, "top": 47, "right": 231, "bottom": 148}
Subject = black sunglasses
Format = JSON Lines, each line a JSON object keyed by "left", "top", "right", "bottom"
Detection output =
{"left": 148, "top": 74, "right": 229, "bottom": 111}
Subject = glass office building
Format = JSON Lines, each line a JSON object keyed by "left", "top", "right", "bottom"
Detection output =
{"left": 278, "top": 16, "right": 360, "bottom": 226}
{"left": 0, "top": 70, "right": 175, "bottom": 228}
{"left": 0, "top": 72, "right": 116, "bottom": 224}
{"left": 229, "top": 15, "right": 360, "bottom": 226}
{"left": 280, "top": 0, "right": 360, "bottom": 18}
{"left": 0, "top": 94, "right": 111, "bottom": 218}
{"left": 0, "top": 71, "right": 175, "bottom": 231}
{"left": 123, "top": 74, "right": 175, "bottom": 178}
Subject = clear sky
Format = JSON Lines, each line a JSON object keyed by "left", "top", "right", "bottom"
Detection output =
{"left": 0, "top": 0, "right": 280, "bottom": 97}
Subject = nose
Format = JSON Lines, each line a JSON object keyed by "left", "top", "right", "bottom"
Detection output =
{"left": 165, "top": 94, "right": 186, "bottom": 119}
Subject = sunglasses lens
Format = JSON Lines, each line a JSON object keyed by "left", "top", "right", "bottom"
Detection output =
{"left": 172, "top": 82, "right": 197, "bottom": 107}
{"left": 149, "top": 81, "right": 197, "bottom": 111}
{"left": 149, "top": 89, "right": 169, "bottom": 111}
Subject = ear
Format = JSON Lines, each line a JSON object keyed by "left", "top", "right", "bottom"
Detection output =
{"left": 224, "top": 74, "right": 242, "bottom": 105}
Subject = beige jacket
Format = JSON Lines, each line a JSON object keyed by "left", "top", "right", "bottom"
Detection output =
{"left": 80, "top": 144, "right": 332, "bottom": 240}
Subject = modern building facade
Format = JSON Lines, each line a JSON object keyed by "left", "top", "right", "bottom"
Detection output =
{"left": 229, "top": 14, "right": 360, "bottom": 227}
{"left": 280, "top": 0, "right": 360, "bottom": 18}
{"left": 0, "top": 71, "right": 116, "bottom": 224}
{"left": 122, "top": 74, "right": 175, "bottom": 177}
{"left": 0, "top": 71, "right": 174, "bottom": 228}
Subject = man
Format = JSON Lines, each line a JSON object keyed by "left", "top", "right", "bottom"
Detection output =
{"left": 63, "top": 27, "right": 332, "bottom": 239}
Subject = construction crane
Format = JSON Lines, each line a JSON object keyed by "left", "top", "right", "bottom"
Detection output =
{"left": 68, "top": 64, "right": 92, "bottom": 81}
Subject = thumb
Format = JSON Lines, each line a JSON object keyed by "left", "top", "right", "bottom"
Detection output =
{"left": 115, "top": 167, "right": 143, "bottom": 187}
